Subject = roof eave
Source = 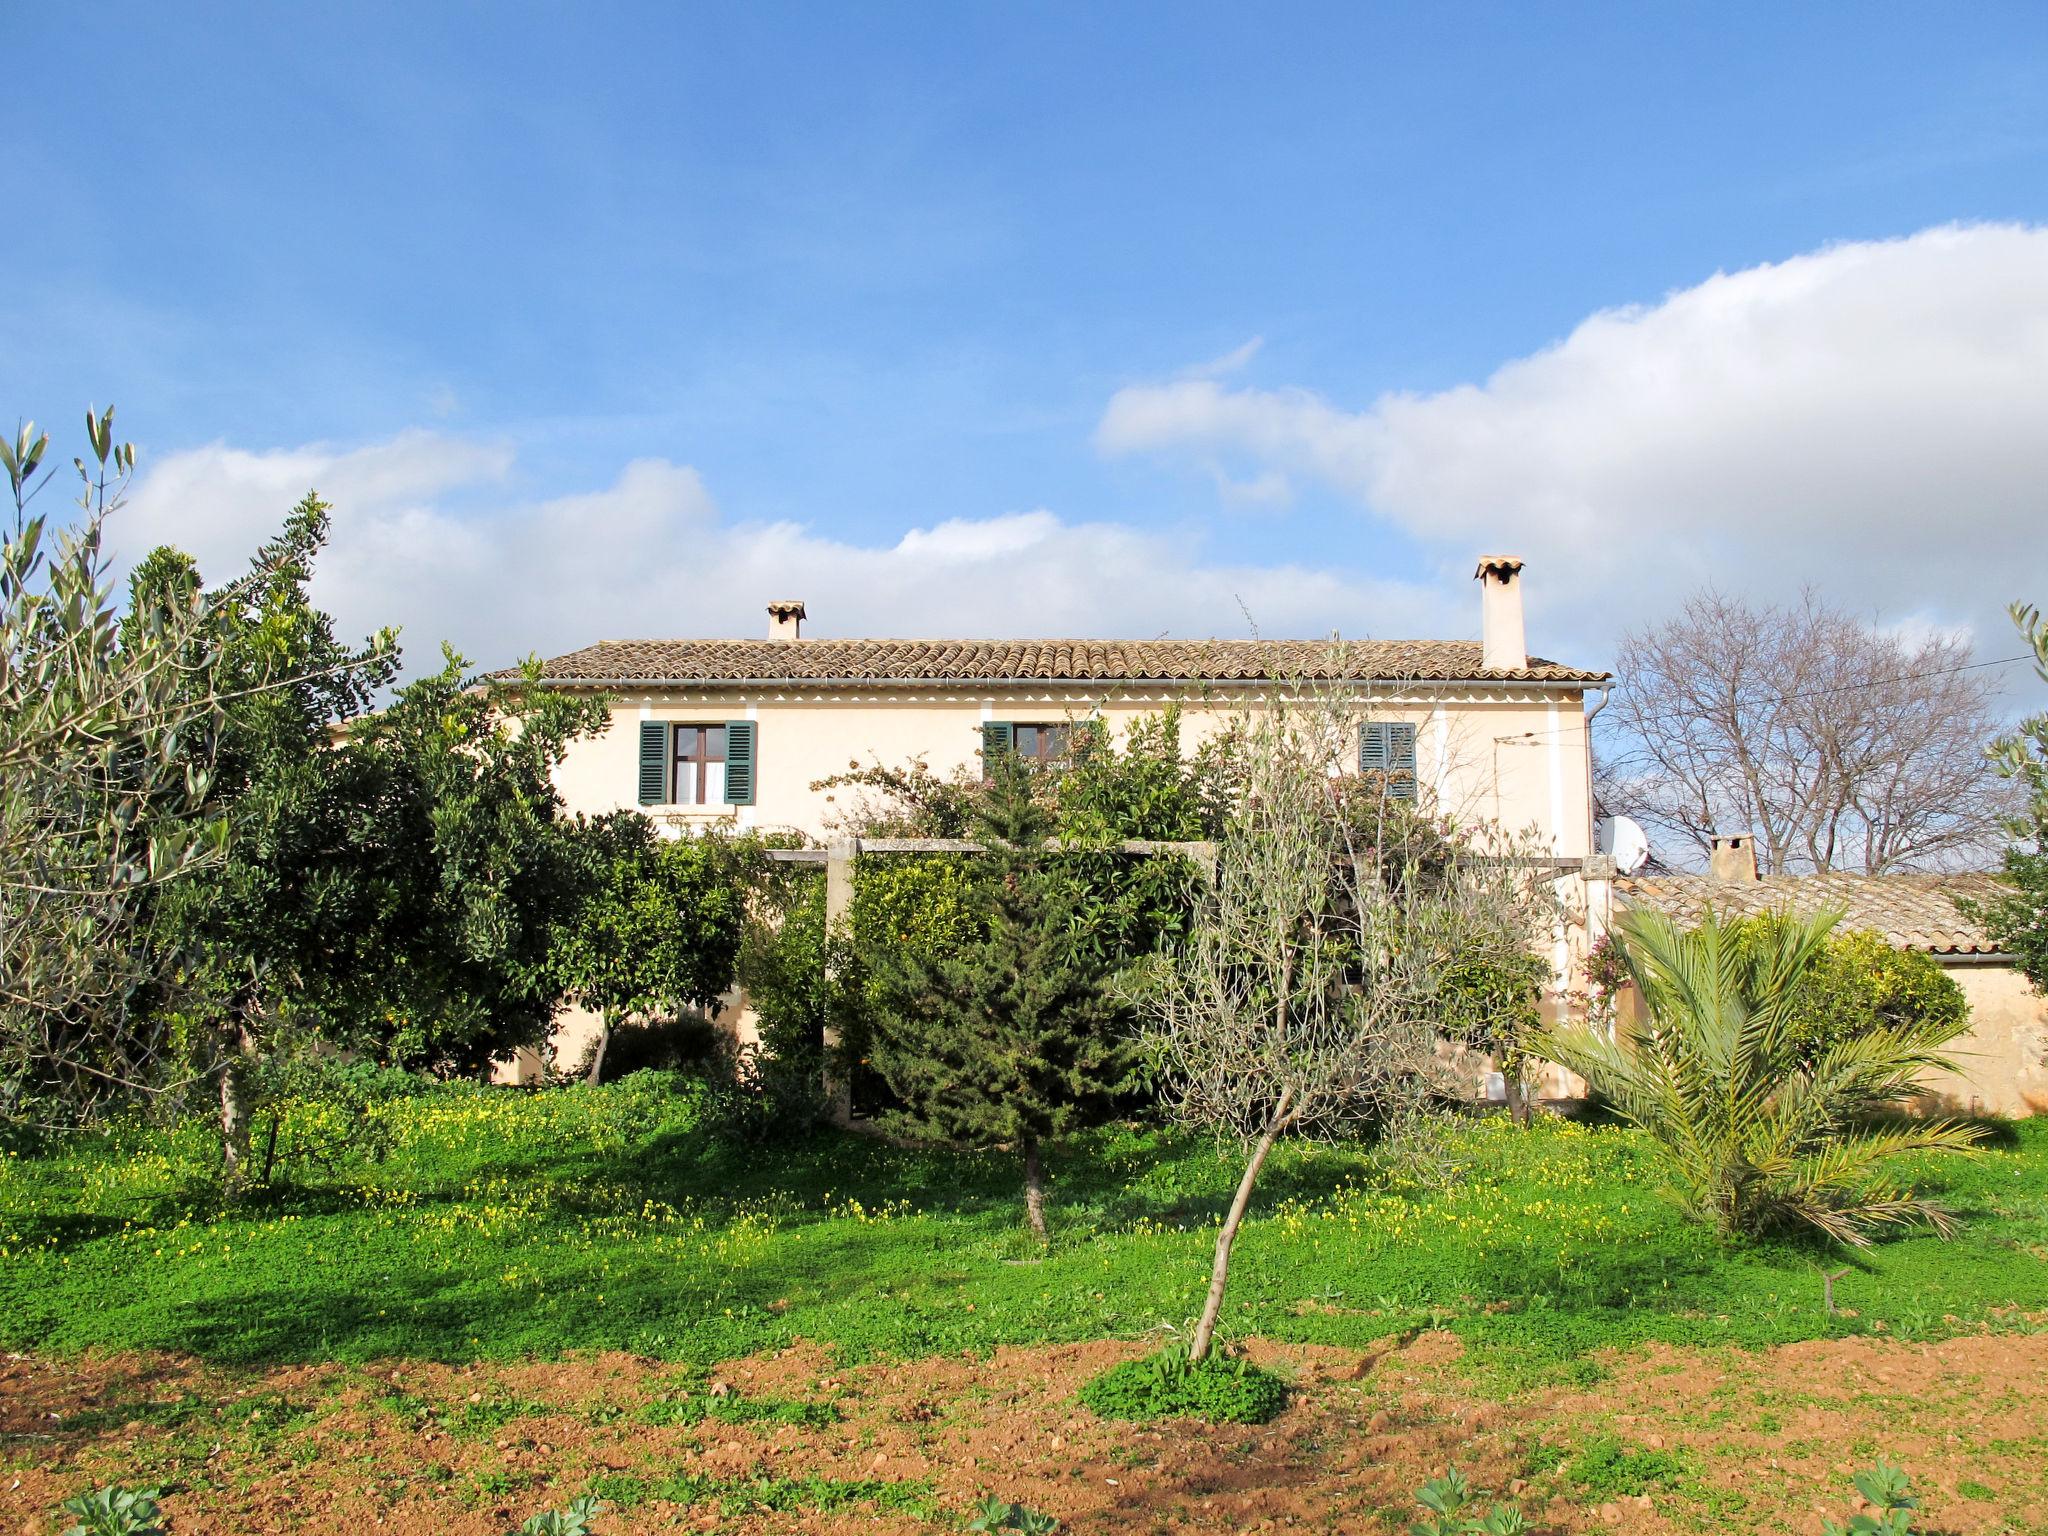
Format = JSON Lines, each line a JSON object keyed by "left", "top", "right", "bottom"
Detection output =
{"left": 519, "top": 672, "right": 1609, "bottom": 689}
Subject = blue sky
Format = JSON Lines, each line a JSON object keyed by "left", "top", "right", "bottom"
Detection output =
{"left": 7, "top": 3, "right": 2048, "bottom": 672}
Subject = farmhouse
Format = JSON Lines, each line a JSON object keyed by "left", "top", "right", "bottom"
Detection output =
{"left": 510, "top": 556, "right": 1617, "bottom": 1075}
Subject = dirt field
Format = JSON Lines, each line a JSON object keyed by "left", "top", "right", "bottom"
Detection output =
{"left": 6, "top": 1331, "right": 2046, "bottom": 1534}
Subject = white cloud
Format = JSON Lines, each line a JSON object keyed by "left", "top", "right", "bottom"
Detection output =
{"left": 1182, "top": 335, "right": 1265, "bottom": 380}
{"left": 1098, "top": 224, "right": 2048, "bottom": 657}
{"left": 117, "top": 433, "right": 1448, "bottom": 677}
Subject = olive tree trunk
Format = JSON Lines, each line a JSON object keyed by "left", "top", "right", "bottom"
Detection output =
{"left": 1189, "top": 1085, "right": 1293, "bottom": 1363}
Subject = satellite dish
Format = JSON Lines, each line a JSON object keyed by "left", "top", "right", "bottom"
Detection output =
{"left": 1598, "top": 816, "right": 1651, "bottom": 876}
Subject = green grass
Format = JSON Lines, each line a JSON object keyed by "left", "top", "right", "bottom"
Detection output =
{"left": 3, "top": 1074, "right": 2045, "bottom": 1385}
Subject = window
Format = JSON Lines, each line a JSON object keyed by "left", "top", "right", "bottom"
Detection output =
{"left": 1358, "top": 721, "right": 1419, "bottom": 801}
{"left": 638, "top": 720, "right": 755, "bottom": 807}
{"left": 671, "top": 724, "right": 727, "bottom": 805}
{"left": 1012, "top": 723, "right": 1071, "bottom": 767}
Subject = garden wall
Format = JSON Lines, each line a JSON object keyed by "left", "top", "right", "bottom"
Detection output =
{"left": 1918, "top": 960, "right": 2048, "bottom": 1119}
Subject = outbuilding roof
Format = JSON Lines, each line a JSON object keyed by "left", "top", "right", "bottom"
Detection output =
{"left": 1614, "top": 871, "right": 2008, "bottom": 957}
{"left": 505, "top": 637, "right": 1608, "bottom": 687}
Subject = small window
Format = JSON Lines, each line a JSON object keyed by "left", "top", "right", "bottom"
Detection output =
{"left": 1012, "top": 723, "right": 1071, "bottom": 767}
{"left": 671, "top": 724, "right": 727, "bottom": 805}
{"left": 1359, "top": 721, "right": 1419, "bottom": 801}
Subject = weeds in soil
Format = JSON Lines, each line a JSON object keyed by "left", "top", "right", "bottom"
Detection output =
{"left": 966, "top": 1493, "right": 1061, "bottom": 1534}
{"left": 1823, "top": 1461, "right": 1919, "bottom": 1536}
{"left": 1407, "top": 1469, "right": 1527, "bottom": 1536}
{"left": 512, "top": 1494, "right": 605, "bottom": 1536}
{"left": 637, "top": 1389, "right": 838, "bottom": 1428}
{"left": 583, "top": 1469, "right": 935, "bottom": 1518}
{"left": 1079, "top": 1343, "right": 1287, "bottom": 1423}
{"left": 1566, "top": 1433, "right": 1691, "bottom": 1499}
{"left": 56, "top": 1485, "right": 164, "bottom": 1536}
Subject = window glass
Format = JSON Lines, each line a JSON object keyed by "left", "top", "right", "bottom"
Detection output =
{"left": 1013, "top": 723, "right": 1071, "bottom": 766}
{"left": 671, "top": 724, "right": 728, "bottom": 805}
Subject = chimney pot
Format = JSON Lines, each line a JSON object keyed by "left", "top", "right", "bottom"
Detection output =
{"left": 1473, "top": 555, "right": 1527, "bottom": 672}
{"left": 1709, "top": 833, "right": 1759, "bottom": 882}
{"left": 766, "top": 600, "right": 806, "bottom": 641}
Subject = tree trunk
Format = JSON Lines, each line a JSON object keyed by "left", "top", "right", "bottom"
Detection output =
{"left": 258, "top": 1109, "right": 284, "bottom": 1186}
{"left": 1502, "top": 1070, "right": 1532, "bottom": 1128}
{"left": 585, "top": 1016, "right": 613, "bottom": 1086}
{"left": 218, "top": 1017, "right": 256, "bottom": 1195}
{"left": 1189, "top": 1087, "right": 1293, "bottom": 1363}
{"left": 1022, "top": 1136, "right": 1048, "bottom": 1241}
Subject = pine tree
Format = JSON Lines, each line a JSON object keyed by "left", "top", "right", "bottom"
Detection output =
{"left": 866, "top": 752, "right": 1133, "bottom": 1239}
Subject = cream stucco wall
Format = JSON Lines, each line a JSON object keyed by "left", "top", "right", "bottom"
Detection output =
{"left": 550, "top": 680, "right": 1596, "bottom": 857}
{"left": 1917, "top": 961, "right": 2048, "bottom": 1119}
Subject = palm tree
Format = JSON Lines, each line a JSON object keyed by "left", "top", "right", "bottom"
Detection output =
{"left": 1533, "top": 906, "right": 1984, "bottom": 1247}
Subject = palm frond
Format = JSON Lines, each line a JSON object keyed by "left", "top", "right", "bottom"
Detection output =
{"left": 1532, "top": 905, "right": 1981, "bottom": 1249}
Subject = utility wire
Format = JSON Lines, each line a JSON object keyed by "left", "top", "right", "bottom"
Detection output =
{"left": 1496, "top": 651, "right": 2038, "bottom": 743}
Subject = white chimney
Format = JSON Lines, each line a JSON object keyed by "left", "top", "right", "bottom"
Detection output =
{"left": 1474, "top": 555, "right": 1526, "bottom": 671}
{"left": 766, "top": 599, "right": 806, "bottom": 641}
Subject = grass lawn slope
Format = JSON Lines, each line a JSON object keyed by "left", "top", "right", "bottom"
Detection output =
{"left": 4, "top": 1076, "right": 2044, "bottom": 1383}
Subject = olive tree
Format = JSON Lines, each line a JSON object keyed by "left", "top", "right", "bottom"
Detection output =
{"left": 1134, "top": 672, "right": 1558, "bottom": 1362}
{"left": 0, "top": 409, "right": 231, "bottom": 1126}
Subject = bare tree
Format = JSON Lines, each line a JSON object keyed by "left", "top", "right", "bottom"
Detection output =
{"left": 1602, "top": 589, "right": 2018, "bottom": 874}
{"left": 1132, "top": 669, "right": 1559, "bottom": 1362}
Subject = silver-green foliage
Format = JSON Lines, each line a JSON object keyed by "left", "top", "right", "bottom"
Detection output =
{"left": 513, "top": 1495, "right": 605, "bottom": 1536}
{"left": 966, "top": 1494, "right": 1059, "bottom": 1535}
{"left": 1534, "top": 907, "right": 1983, "bottom": 1245}
{"left": 1, "top": 409, "right": 227, "bottom": 1124}
{"left": 57, "top": 1484, "right": 165, "bottom": 1536}
{"left": 1822, "top": 1460, "right": 1918, "bottom": 1535}
{"left": 1408, "top": 1468, "right": 1527, "bottom": 1536}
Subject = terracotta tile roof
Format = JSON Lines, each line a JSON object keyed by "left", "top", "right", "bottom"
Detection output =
{"left": 506, "top": 638, "right": 1607, "bottom": 687}
{"left": 1614, "top": 871, "right": 2008, "bottom": 957}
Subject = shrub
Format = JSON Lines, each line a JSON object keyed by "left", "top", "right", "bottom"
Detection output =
{"left": 1726, "top": 918, "right": 1968, "bottom": 1061}
{"left": 573, "top": 1013, "right": 720, "bottom": 1083}
{"left": 1079, "top": 1345, "right": 1287, "bottom": 1424}
{"left": 57, "top": 1486, "right": 165, "bottom": 1536}
{"left": 695, "top": 1039, "right": 830, "bottom": 1144}
{"left": 1533, "top": 907, "right": 1984, "bottom": 1245}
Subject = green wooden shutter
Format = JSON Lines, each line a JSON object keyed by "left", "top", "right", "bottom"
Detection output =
{"left": 724, "top": 720, "right": 756, "bottom": 806}
{"left": 981, "top": 720, "right": 1014, "bottom": 760}
{"left": 1360, "top": 722, "right": 1420, "bottom": 801}
{"left": 1389, "top": 721, "right": 1418, "bottom": 801}
{"left": 638, "top": 721, "right": 670, "bottom": 805}
{"left": 1359, "top": 721, "right": 1390, "bottom": 774}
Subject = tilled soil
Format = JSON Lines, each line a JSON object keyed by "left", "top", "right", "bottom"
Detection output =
{"left": 4, "top": 1330, "right": 2045, "bottom": 1534}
